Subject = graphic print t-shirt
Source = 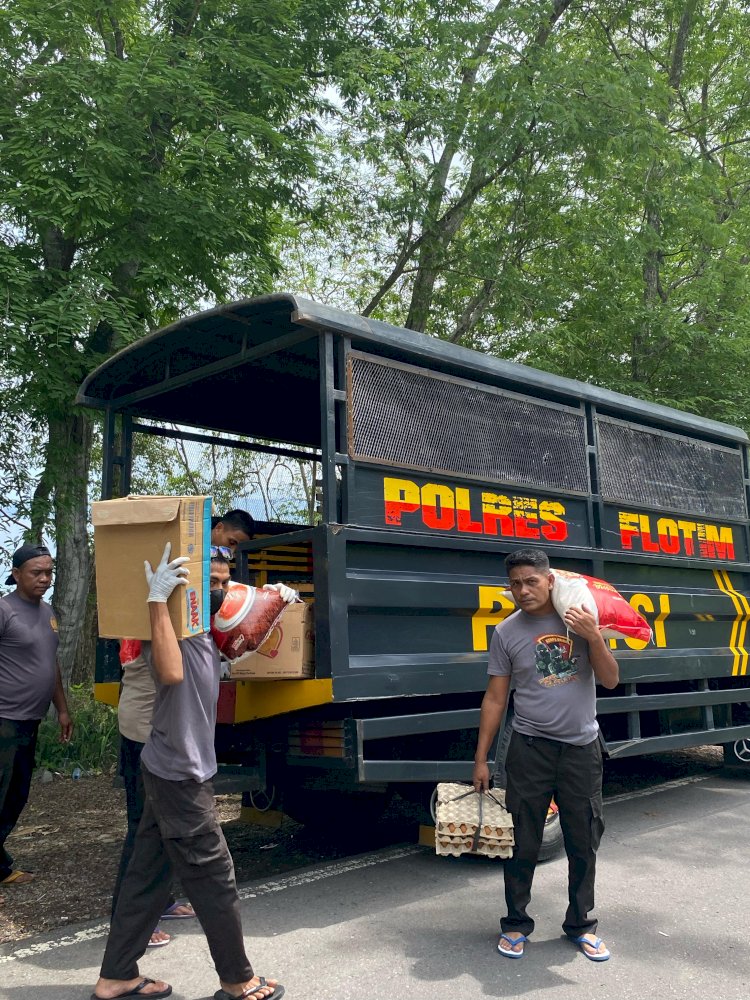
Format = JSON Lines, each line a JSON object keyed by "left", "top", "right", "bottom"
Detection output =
{"left": 488, "top": 609, "right": 598, "bottom": 745}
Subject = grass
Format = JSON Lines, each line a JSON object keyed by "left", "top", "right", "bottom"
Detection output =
{"left": 36, "top": 685, "right": 119, "bottom": 775}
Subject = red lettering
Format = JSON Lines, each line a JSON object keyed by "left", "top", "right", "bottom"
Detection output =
{"left": 639, "top": 515, "right": 660, "bottom": 553}
{"left": 421, "top": 484, "right": 456, "bottom": 531}
{"left": 481, "top": 493, "right": 514, "bottom": 536}
{"left": 455, "top": 488, "right": 483, "bottom": 534}
{"left": 540, "top": 502, "right": 568, "bottom": 542}
{"left": 656, "top": 517, "right": 681, "bottom": 555}
{"left": 618, "top": 512, "right": 640, "bottom": 550}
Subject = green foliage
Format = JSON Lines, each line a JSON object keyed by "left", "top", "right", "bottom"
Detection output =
{"left": 0, "top": 0, "right": 344, "bottom": 415}
{"left": 129, "top": 426, "right": 318, "bottom": 524}
{"left": 36, "top": 685, "right": 119, "bottom": 775}
{"left": 280, "top": 0, "right": 750, "bottom": 430}
{"left": 0, "top": 0, "right": 348, "bottom": 678}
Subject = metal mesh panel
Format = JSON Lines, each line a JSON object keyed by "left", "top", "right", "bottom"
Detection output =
{"left": 348, "top": 354, "right": 589, "bottom": 494}
{"left": 597, "top": 415, "right": 747, "bottom": 519}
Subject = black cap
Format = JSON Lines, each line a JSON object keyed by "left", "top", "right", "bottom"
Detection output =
{"left": 5, "top": 544, "right": 52, "bottom": 586}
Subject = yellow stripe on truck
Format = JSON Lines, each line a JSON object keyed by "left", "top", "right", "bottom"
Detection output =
{"left": 94, "top": 681, "right": 121, "bottom": 707}
{"left": 233, "top": 678, "right": 334, "bottom": 722}
{"left": 722, "top": 570, "right": 750, "bottom": 676}
{"left": 713, "top": 570, "right": 750, "bottom": 676}
{"left": 95, "top": 677, "right": 334, "bottom": 718}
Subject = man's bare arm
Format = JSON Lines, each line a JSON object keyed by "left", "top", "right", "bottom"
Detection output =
{"left": 144, "top": 541, "right": 188, "bottom": 685}
{"left": 472, "top": 674, "right": 511, "bottom": 791}
{"left": 563, "top": 605, "right": 620, "bottom": 689}
{"left": 148, "top": 603, "right": 184, "bottom": 685}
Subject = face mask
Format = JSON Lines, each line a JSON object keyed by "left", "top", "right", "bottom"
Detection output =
{"left": 210, "top": 589, "right": 226, "bottom": 616}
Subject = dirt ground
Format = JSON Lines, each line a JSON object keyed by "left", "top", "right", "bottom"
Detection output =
{"left": 0, "top": 745, "right": 730, "bottom": 944}
{"left": 0, "top": 772, "right": 361, "bottom": 945}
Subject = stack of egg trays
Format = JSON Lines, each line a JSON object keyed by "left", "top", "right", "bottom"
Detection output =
{"left": 434, "top": 782, "right": 514, "bottom": 859}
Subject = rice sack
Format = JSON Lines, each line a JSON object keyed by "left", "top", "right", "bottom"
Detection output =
{"left": 210, "top": 582, "right": 287, "bottom": 660}
{"left": 551, "top": 568, "right": 652, "bottom": 644}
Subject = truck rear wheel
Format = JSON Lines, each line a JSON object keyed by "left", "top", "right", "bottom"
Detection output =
{"left": 723, "top": 739, "right": 750, "bottom": 770}
{"left": 428, "top": 785, "right": 565, "bottom": 862}
{"left": 537, "top": 805, "right": 564, "bottom": 862}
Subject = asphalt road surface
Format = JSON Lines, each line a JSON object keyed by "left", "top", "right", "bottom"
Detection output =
{"left": 2, "top": 745, "right": 748, "bottom": 1000}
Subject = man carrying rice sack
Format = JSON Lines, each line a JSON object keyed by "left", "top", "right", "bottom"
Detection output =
{"left": 472, "top": 547, "right": 620, "bottom": 964}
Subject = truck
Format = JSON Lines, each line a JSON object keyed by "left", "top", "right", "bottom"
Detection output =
{"left": 78, "top": 293, "right": 750, "bottom": 854}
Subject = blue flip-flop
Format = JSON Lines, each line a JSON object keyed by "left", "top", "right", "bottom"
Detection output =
{"left": 572, "top": 934, "right": 610, "bottom": 961}
{"left": 160, "top": 901, "right": 195, "bottom": 920}
{"left": 498, "top": 933, "right": 527, "bottom": 958}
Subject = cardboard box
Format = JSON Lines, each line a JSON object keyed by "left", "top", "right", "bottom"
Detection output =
{"left": 230, "top": 601, "right": 315, "bottom": 679}
{"left": 93, "top": 495, "right": 212, "bottom": 640}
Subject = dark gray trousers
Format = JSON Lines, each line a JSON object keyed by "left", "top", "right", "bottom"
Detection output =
{"left": 110, "top": 735, "right": 176, "bottom": 921}
{"left": 100, "top": 766, "right": 253, "bottom": 984}
{"left": 0, "top": 718, "right": 39, "bottom": 880}
{"left": 501, "top": 730, "right": 604, "bottom": 939}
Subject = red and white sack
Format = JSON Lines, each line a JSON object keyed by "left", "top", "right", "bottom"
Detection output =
{"left": 551, "top": 569, "right": 652, "bottom": 644}
{"left": 210, "top": 582, "right": 287, "bottom": 660}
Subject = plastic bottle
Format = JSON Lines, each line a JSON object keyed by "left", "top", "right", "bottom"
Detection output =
{"left": 72, "top": 766, "right": 82, "bottom": 781}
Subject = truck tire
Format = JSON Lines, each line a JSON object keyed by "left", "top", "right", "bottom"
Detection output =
{"left": 537, "top": 807, "right": 564, "bottom": 862}
{"left": 723, "top": 738, "right": 750, "bottom": 771}
{"left": 429, "top": 785, "right": 565, "bottom": 863}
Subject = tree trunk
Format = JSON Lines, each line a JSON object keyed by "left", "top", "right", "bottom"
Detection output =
{"left": 72, "top": 563, "right": 99, "bottom": 685}
{"left": 636, "top": 0, "right": 697, "bottom": 383}
{"left": 49, "top": 410, "right": 94, "bottom": 689}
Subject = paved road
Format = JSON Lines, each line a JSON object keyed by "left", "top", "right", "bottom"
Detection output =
{"left": 2, "top": 768, "right": 748, "bottom": 1000}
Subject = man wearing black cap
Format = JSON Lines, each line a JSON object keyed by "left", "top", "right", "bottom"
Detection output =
{"left": 0, "top": 544, "right": 73, "bottom": 885}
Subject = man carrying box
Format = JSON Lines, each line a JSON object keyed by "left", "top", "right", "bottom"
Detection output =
{"left": 93, "top": 544, "right": 286, "bottom": 1000}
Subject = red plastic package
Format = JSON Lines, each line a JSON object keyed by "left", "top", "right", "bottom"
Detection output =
{"left": 551, "top": 569, "right": 652, "bottom": 644}
{"left": 119, "top": 639, "right": 143, "bottom": 666}
{"left": 210, "top": 582, "right": 287, "bottom": 660}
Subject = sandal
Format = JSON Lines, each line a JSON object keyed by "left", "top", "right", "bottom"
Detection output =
{"left": 91, "top": 978, "right": 172, "bottom": 999}
{"left": 147, "top": 927, "right": 171, "bottom": 948}
{"left": 160, "top": 902, "right": 195, "bottom": 920}
{"left": 214, "top": 978, "right": 285, "bottom": 1000}
{"left": 498, "top": 932, "right": 527, "bottom": 958}
{"left": 571, "top": 934, "right": 610, "bottom": 962}
{"left": 0, "top": 870, "right": 35, "bottom": 885}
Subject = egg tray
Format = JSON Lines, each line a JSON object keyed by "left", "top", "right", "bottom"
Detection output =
{"left": 434, "top": 782, "right": 514, "bottom": 859}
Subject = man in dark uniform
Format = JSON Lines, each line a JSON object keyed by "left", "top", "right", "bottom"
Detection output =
{"left": 0, "top": 544, "right": 73, "bottom": 885}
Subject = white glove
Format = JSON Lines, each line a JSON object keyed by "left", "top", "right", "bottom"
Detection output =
{"left": 145, "top": 542, "right": 190, "bottom": 603}
{"left": 263, "top": 582, "right": 297, "bottom": 604}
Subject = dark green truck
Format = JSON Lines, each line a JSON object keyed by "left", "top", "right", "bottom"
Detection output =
{"left": 79, "top": 293, "right": 750, "bottom": 835}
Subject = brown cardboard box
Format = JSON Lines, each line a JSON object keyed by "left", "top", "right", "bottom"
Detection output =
{"left": 92, "top": 495, "right": 212, "bottom": 640}
{"left": 229, "top": 601, "right": 315, "bottom": 679}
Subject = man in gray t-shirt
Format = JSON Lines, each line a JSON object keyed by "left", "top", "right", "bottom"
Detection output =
{"left": 94, "top": 544, "right": 285, "bottom": 1000}
{"left": 473, "top": 548, "right": 619, "bottom": 964}
{"left": 0, "top": 544, "right": 72, "bottom": 887}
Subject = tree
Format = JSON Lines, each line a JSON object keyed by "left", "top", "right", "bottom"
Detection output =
{"left": 0, "top": 0, "right": 344, "bottom": 683}
{"left": 129, "top": 426, "right": 319, "bottom": 524}
{"left": 280, "top": 0, "right": 750, "bottom": 425}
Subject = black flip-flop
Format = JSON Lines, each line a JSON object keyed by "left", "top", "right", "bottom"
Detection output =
{"left": 214, "top": 980, "right": 285, "bottom": 1000}
{"left": 91, "top": 977, "right": 173, "bottom": 999}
